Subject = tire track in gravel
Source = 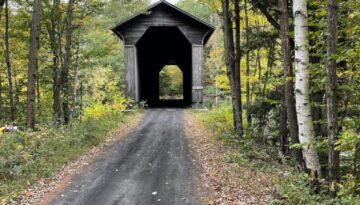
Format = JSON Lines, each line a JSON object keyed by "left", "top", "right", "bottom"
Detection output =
{"left": 50, "top": 109, "right": 197, "bottom": 205}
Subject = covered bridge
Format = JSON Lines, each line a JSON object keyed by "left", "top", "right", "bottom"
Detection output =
{"left": 112, "top": 0, "right": 214, "bottom": 107}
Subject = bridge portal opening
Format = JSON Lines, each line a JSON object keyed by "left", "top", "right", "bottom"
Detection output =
{"left": 136, "top": 26, "right": 192, "bottom": 107}
{"left": 159, "top": 65, "right": 184, "bottom": 101}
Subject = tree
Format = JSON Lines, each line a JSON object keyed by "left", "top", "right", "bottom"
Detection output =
{"left": 0, "top": 0, "right": 4, "bottom": 20}
{"left": 60, "top": 0, "right": 74, "bottom": 124}
{"left": 45, "top": 0, "right": 62, "bottom": 125}
{"left": 326, "top": 0, "right": 339, "bottom": 194}
{"left": 4, "top": 0, "right": 15, "bottom": 122}
{"left": 250, "top": 0, "right": 280, "bottom": 30}
{"left": 26, "top": 0, "right": 42, "bottom": 129}
{"left": 233, "top": 0, "right": 243, "bottom": 136}
{"left": 279, "top": 86, "right": 289, "bottom": 156}
{"left": 220, "top": 0, "right": 243, "bottom": 138}
{"left": 293, "top": 0, "right": 321, "bottom": 177}
{"left": 0, "top": 0, "right": 3, "bottom": 121}
{"left": 244, "top": 0, "right": 252, "bottom": 127}
{"left": 278, "top": 0, "right": 303, "bottom": 165}
{"left": 0, "top": 73, "right": 2, "bottom": 121}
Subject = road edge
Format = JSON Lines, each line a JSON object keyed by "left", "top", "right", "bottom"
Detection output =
{"left": 14, "top": 112, "right": 145, "bottom": 205}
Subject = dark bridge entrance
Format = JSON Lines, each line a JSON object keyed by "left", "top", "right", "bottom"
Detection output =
{"left": 137, "top": 27, "right": 192, "bottom": 107}
{"left": 112, "top": 1, "right": 214, "bottom": 108}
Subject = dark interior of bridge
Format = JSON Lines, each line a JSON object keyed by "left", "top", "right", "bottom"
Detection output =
{"left": 136, "top": 27, "right": 192, "bottom": 107}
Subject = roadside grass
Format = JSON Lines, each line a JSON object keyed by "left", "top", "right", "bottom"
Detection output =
{"left": 189, "top": 104, "right": 360, "bottom": 205}
{"left": 0, "top": 110, "right": 139, "bottom": 204}
{"left": 187, "top": 106, "right": 283, "bottom": 204}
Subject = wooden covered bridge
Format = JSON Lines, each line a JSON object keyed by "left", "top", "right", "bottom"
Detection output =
{"left": 112, "top": 0, "right": 214, "bottom": 107}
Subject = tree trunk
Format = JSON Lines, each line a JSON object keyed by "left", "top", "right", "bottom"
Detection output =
{"left": 13, "top": 67, "right": 19, "bottom": 106}
{"left": 4, "top": 0, "right": 15, "bottom": 122}
{"left": 0, "top": 1, "right": 2, "bottom": 119}
{"left": 279, "top": 0, "right": 303, "bottom": 166}
{"left": 71, "top": 27, "right": 81, "bottom": 120}
{"left": 26, "top": 0, "right": 42, "bottom": 129}
{"left": 221, "top": 0, "right": 243, "bottom": 138}
{"left": 279, "top": 86, "right": 289, "bottom": 156}
{"left": 250, "top": 50, "right": 259, "bottom": 102}
{"left": 60, "top": 0, "right": 74, "bottom": 124}
{"left": 46, "top": 0, "right": 62, "bottom": 125}
{"left": 71, "top": 7, "right": 85, "bottom": 120}
{"left": 355, "top": 142, "right": 360, "bottom": 194}
{"left": 293, "top": 0, "right": 321, "bottom": 177}
{"left": 244, "top": 0, "right": 252, "bottom": 127}
{"left": 251, "top": 0, "right": 295, "bottom": 49}
{"left": 0, "top": 72, "right": 2, "bottom": 120}
{"left": 0, "top": 3, "right": 2, "bottom": 121}
{"left": 262, "top": 44, "right": 274, "bottom": 95}
{"left": 79, "top": 81, "right": 83, "bottom": 122}
{"left": 36, "top": 60, "right": 41, "bottom": 112}
{"left": 233, "top": 0, "right": 243, "bottom": 137}
{"left": 326, "top": 0, "right": 339, "bottom": 194}
{"left": 256, "top": 49, "right": 262, "bottom": 96}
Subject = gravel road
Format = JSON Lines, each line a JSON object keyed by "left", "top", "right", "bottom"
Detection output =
{"left": 51, "top": 109, "right": 197, "bottom": 205}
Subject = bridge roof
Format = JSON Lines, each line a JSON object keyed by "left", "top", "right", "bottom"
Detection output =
{"left": 112, "top": 0, "right": 215, "bottom": 30}
{"left": 111, "top": 0, "right": 215, "bottom": 44}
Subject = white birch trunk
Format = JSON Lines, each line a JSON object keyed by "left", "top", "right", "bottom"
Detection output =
{"left": 293, "top": 0, "right": 321, "bottom": 176}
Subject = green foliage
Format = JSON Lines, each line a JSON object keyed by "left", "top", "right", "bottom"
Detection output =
{"left": 0, "top": 0, "right": 358, "bottom": 202}
{"left": 274, "top": 173, "right": 360, "bottom": 205}
{"left": 177, "top": 0, "right": 213, "bottom": 23}
{"left": 194, "top": 102, "right": 360, "bottom": 204}
{"left": 195, "top": 102, "right": 238, "bottom": 143}
{"left": 273, "top": 173, "right": 327, "bottom": 205}
{"left": 0, "top": 0, "right": 149, "bottom": 125}
{"left": 159, "top": 65, "right": 184, "bottom": 99}
{"left": 0, "top": 110, "right": 135, "bottom": 203}
{"left": 336, "top": 130, "right": 360, "bottom": 152}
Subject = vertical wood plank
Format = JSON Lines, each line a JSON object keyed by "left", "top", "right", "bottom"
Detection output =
{"left": 192, "top": 45, "right": 203, "bottom": 107}
{"left": 124, "top": 45, "right": 136, "bottom": 100}
{"left": 134, "top": 46, "right": 140, "bottom": 102}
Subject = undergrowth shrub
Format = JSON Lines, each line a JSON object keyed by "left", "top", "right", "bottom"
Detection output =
{"left": 273, "top": 172, "right": 360, "bottom": 205}
{"left": 197, "top": 103, "right": 238, "bottom": 143}
{"left": 0, "top": 109, "right": 134, "bottom": 203}
{"left": 193, "top": 103, "right": 360, "bottom": 205}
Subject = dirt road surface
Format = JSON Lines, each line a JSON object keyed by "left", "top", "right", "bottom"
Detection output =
{"left": 51, "top": 109, "right": 197, "bottom": 205}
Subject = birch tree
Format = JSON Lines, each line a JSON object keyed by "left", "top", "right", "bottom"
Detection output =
{"left": 26, "top": 0, "right": 42, "bottom": 128}
{"left": 293, "top": 0, "right": 321, "bottom": 177}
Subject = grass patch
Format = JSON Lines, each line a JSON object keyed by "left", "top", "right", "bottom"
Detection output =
{"left": 0, "top": 110, "right": 139, "bottom": 203}
{"left": 188, "top": 106, "right": 283, "bottom": 202}
{"left": 189, "top": 104, "right": 360, "bottom": 205}
{"left": 271, "top": 173, "right": 360, "bottom": 205}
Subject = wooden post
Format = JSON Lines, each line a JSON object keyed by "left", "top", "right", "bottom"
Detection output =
{"left": 124, "top": 45, "right": 139, "bottom": 103}
{"left": 192, "top": 45, "right": 203, "bottom": 108}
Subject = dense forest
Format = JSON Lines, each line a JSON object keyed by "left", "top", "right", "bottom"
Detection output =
{"left": 0, "top": 0, "right": 359, "bottom": 204}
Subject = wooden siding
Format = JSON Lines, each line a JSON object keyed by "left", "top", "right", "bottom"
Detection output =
{"left": 124, "top": 45, "right": 137, "bottom": 99}
{"left": 116, "top": 4, "right": 210, "bottom": 45}
{"left": 192, "top": 45, "right": 203, "bottom": 106}
{"left": 113, "top": 2, "right": 214, "bottom": 107}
